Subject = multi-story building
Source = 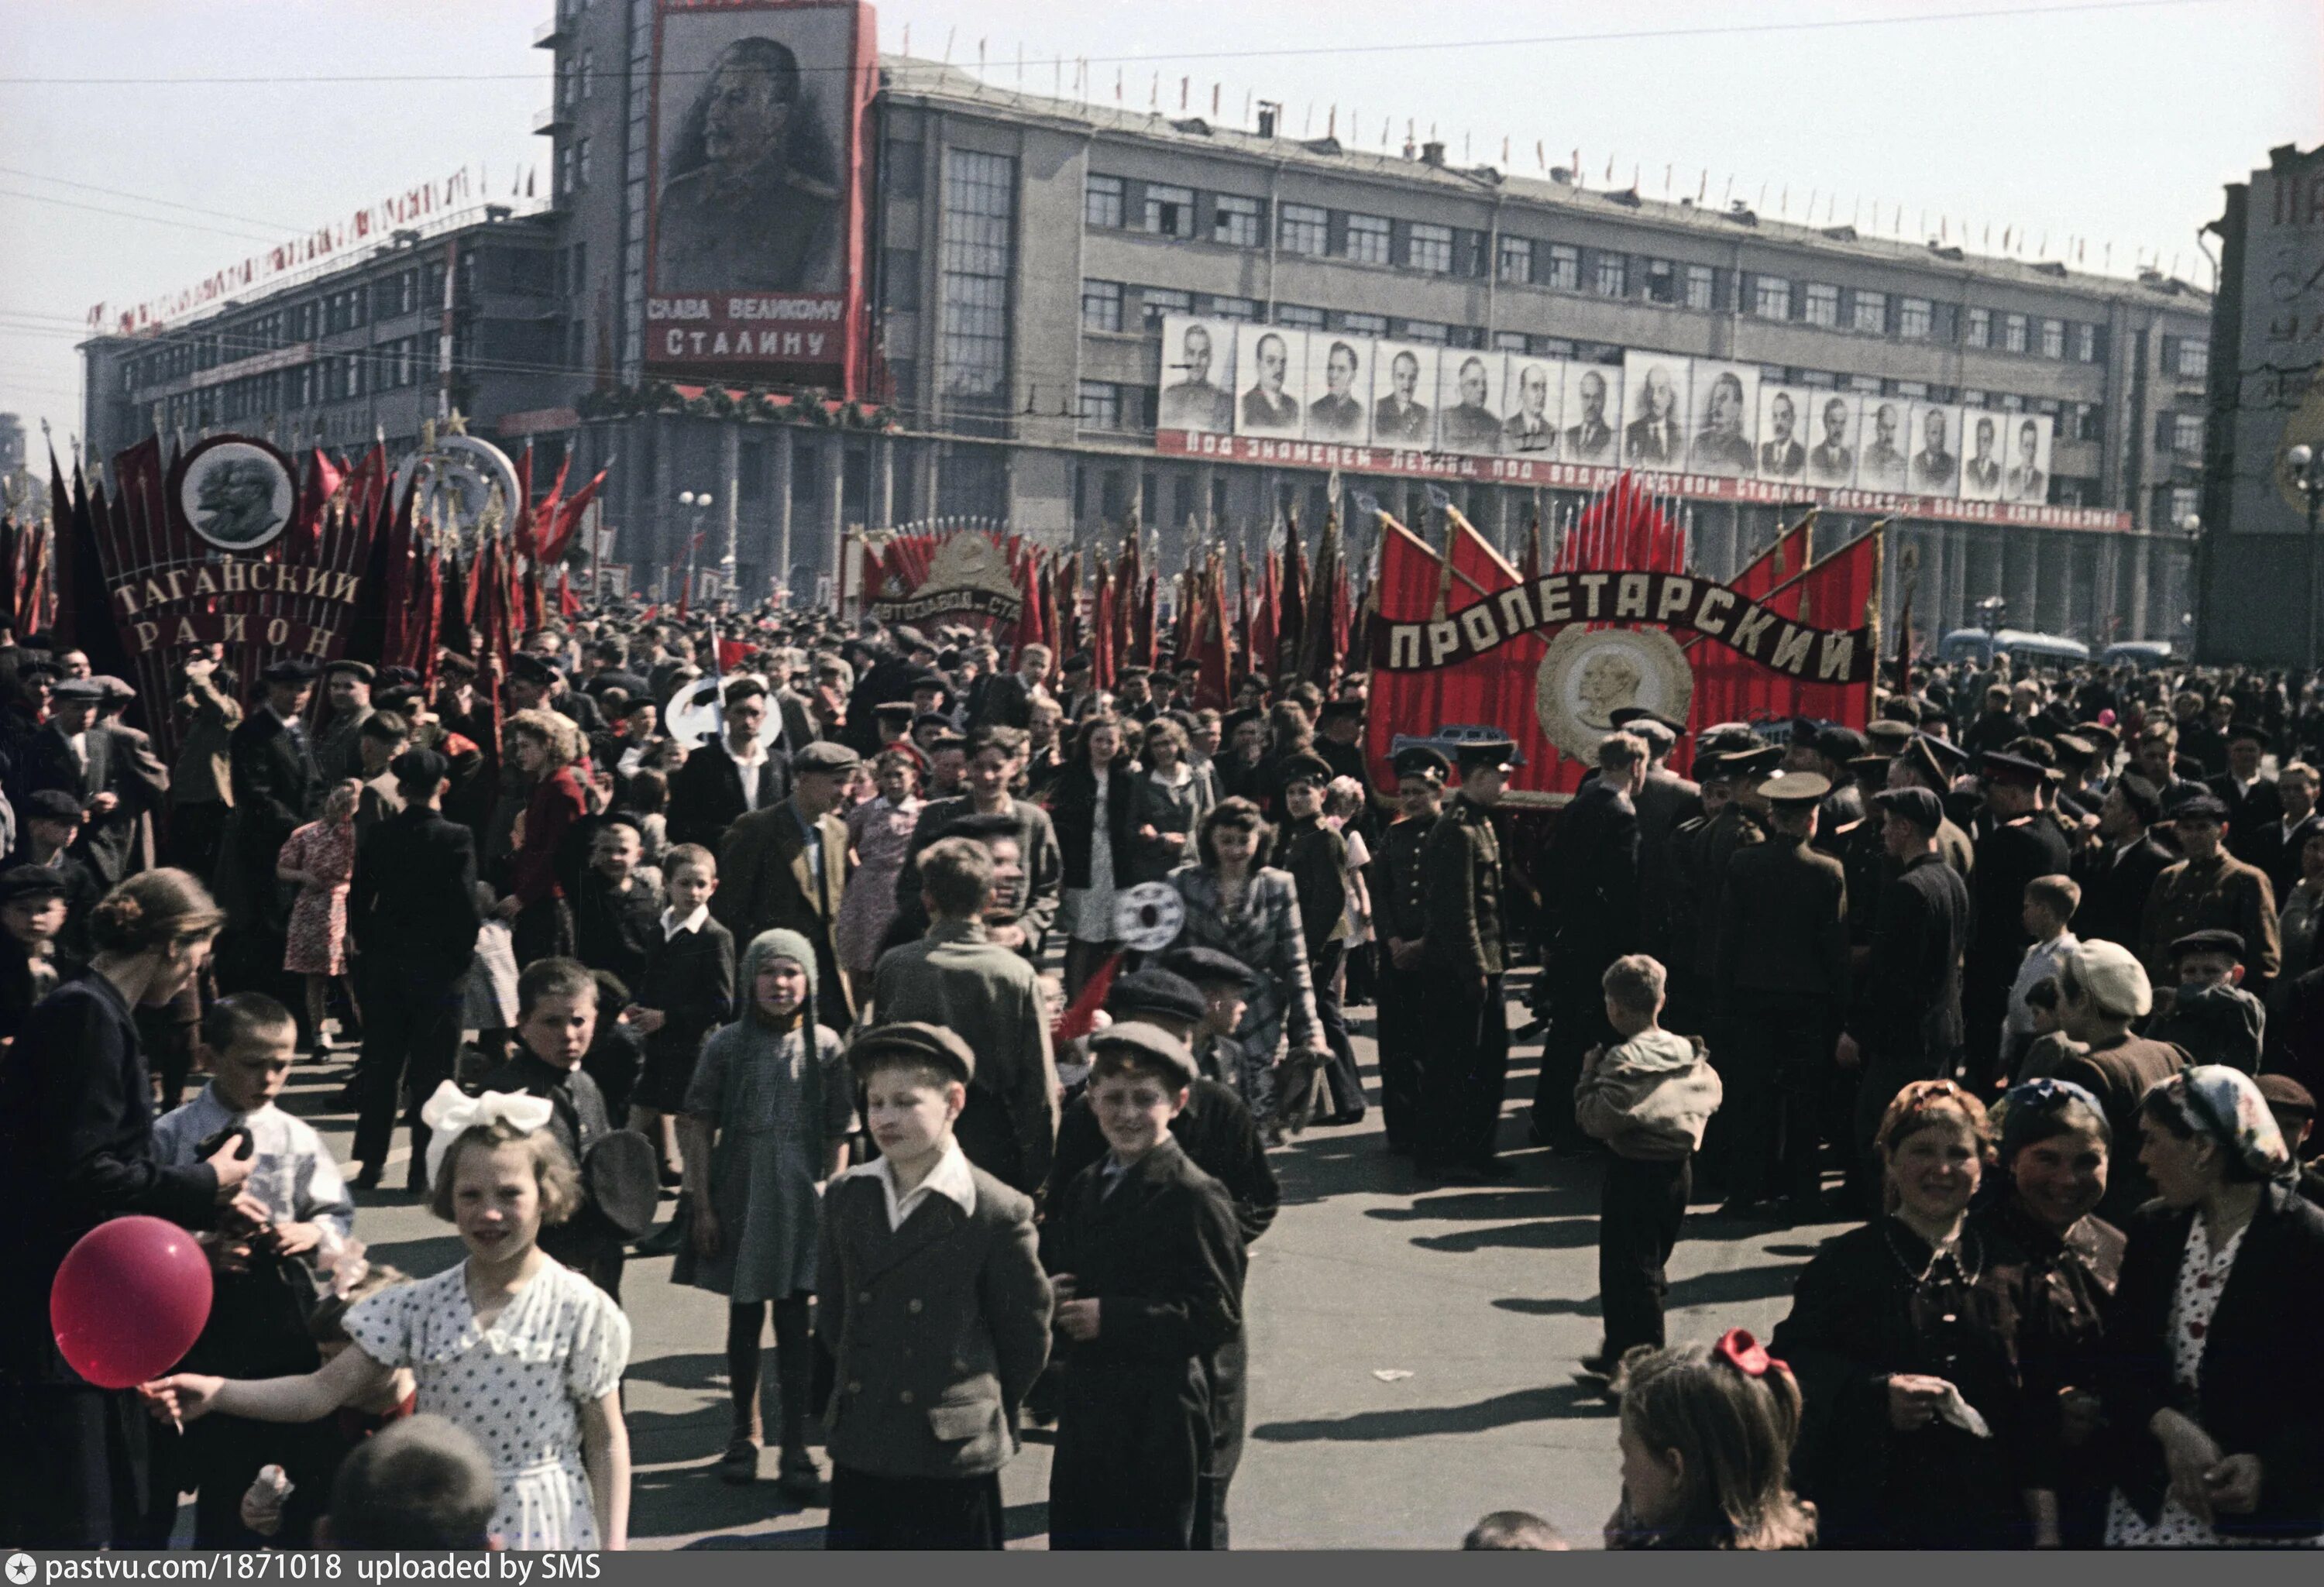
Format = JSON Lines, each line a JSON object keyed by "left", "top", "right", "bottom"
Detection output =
{"left": 82, "top": 2, "right": 2212, "bottom": 641}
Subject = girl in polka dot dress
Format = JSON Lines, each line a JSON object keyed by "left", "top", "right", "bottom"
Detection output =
{"left": 149, "top": 1093, "right": 634, "bottom": 1549}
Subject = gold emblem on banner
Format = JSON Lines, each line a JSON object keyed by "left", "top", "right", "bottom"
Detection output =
{"left": 1534, "top": 625, "right": 1693, "bottom": 763}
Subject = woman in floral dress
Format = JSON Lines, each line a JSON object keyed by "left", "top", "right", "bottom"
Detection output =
{"left": 834, "top": 750, "right": 923, "bottom": 977}
{"left": 277, "top": 778, "right": 361, "bottom": 1051}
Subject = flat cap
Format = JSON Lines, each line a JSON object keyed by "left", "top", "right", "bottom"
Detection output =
{"left": 1391, "top": 744, "right": 1451, "bottom": 784}
{"left": 847, "top": 1020, "right": 975, "bottom": 1084}
{"left": 2065, "top": 939, "right": 2151, "bottom": 1019}
{"left": 2254, "top": 1073, "right": 2316, "bottom": 1117}
{"left": 50, "top": 678, "right": 104, "bottom": 702}
{"left": 23, "top": 788, "right": 85, "bottom": 822}
{"left": 794, "top": 740, "right": 861, "bottom": 775}
{"left": 1873, "top": 786, "right": 1946, "bottom": 833}
{"left": 1061, "top": 651, "right": 1095, "bottom": 672}
{"left": 2227, "top": 720, "right": 2271, "bottom": 747}
{"left": 913, "top": 710, "right": 956, "bottom": 734}
{"left": 1758, "top": 771, "right": 1831, "bottom": 807}
{"left": 1865, "top": 721, "right": 1917, "bottom": 756}
{"left": 872, "top": 699, "right": 918, "bottom": 722}
{"left": 2169, "top": 929, "right": 2246, "bottom": 961}
{"left": 893, "top": 625, "right": 933, "bottom": 653}
{"left": 321, "top": 658, "right": 376, "bottom": 681}
{"left": 1710, "top": 744, "right": 1783, "bottom": 782}
{"left": 0, "top": 864, "right": 68, "bottom": 905}
{"left": 93, "top": 676, "right": 137, "bottom": 705}
{"left": 1817, "top": 725, "right": 1867, "bottom": 762}
{"left": 1608, "top": 706, "right": 1686, "bottom": 736}
{"left": 1088, "top": 1020, "right": 1199, "bottom": 1087}
{"left": 1159, "top": 945, "right": 1254, "bottom": 988}
{"left": 2171, "top": 791, "right": 2229, "bottom": 822}
{"left": 1105, "top": 968, "right": 1208, "bottom": 1028}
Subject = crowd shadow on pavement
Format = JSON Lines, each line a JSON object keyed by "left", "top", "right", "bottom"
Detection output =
{"left": 676, "top": 1499, "right": 1052, "bottom": 1551}
{"left": 1490, "top": 1258, "right": 1804, "bottom": 1320}
{"left": 1252, "top": 1378, "right": 1615, "bottom": 1443}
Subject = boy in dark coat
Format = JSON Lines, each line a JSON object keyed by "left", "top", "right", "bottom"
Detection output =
{"left": 816, "top": 1022, "right": 1051, "bottom": 1549}
{"left": 625, "top": 843, "right": 737, "bottom": 1252}
{"left": 1041, "top": 1022, "right": 1246, "bottom": 1550}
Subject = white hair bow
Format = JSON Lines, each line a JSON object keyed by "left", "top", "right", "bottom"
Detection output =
{"left": 419, "top": 1080, "right": 555, "bottom": 1190}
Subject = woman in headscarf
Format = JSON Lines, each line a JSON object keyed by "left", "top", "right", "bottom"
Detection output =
{"left": 1972, "top": 1078, "right": 2124, "bottom": 1545}
{"left": 1769, "top": 1080, "right": 2037, "bottom": 1549}
{"left": 2099, "top": 1066, "right": 2324, "bottom": 1546}
{"left": 674, "top": 928, "right": 852, "bottom": 1496}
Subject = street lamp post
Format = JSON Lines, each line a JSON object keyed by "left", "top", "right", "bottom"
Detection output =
{"left": 2291, "top": 446, "right": 2324, "bottom": 673}
{"left": 678, "top": 489, "right": 715, "bottom": 606}
{"left": 2179, "top": 512, "right": 2202, "bottom": 658}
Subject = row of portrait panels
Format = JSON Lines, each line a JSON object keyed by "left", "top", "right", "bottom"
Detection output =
{"left": 1156, "top": 315, "right": 2054, "bottom": 503}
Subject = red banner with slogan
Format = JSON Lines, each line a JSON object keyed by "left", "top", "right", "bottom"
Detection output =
{"left": 1363, "top": 474, "right": 1879, "bottom": 806}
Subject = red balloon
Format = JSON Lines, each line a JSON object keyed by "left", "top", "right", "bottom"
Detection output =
{"left": 50, "top": 1215, "right": 214, "bottom": 1389}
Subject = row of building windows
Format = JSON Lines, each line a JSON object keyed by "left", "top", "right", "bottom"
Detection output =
{"left": 122, "top": 265, "right": 446, "bottom": 391}
{"left": 1085, "top": 171, "right": 2131, "bottom": 361}
{"left": 148, "top": 332, "right": 442, "bottom": 428}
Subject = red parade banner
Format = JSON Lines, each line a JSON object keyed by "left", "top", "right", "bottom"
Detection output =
{"left": 861, "top": 528, "right": 1030, "bottom": 626}
{"left": 1363, "top": 473, "right": 1879, "bottom": 807}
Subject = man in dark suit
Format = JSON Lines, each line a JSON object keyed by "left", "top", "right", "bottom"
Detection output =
{"left": 1239, "top": 333, "right": 1300, "bottom": 431}
{"left": 2210, "top": 722, "right": 2284, "bottom": 871}
{"left": 91, "top": 678, "right": 168, "bottom": 882}
{"left": 1841, "top": 788, "right": 1971, "bottom": 1206}
{"left": 1712, "top": 772, "right": 1850, "bottom": 1215}
{"left": 1373, "top": 349, "right": 1432, "bottom": 445}
{"left": 1532, "top": 733, "right": 1646, "bottom": 1152}
{"left": 1624, "top": 364, "right": 1683, "bottom": 465}
{"left": 2075, "top": 774, "right": 2174, "bottom": 950}
{"left": 347, "top": 749, "right": 480, "bottom": 1190}
{"left": 1964, "top": 415, "right": 2003, "bottom": 494}
{"left": 1806, "top": 396, "right": 1855, "bottom": 486}
{"left": 1758, "top": 390, "right": 1807, "bottom": 479}
{"left": 1965, "top": 751, "right": 2073, "bottom": 1077}
{"left": 1910, "top": 407, "right": 1959, "bottom": 494}
{"left": 1564, "top": 369, "right": 1615, "bottom": 461}
{"left": 23, "top": 678, "right": 161, "bottom": 888}
{"left": 667, "top": 678, "right": 791, "bottom": 850}
{"left": 221, "top": 659, "right": 322, "bottom": 1003}
{"left": 1500, "top": 362, "right": 1556, "bottom": 454}
{"left": 714, "top": 739, "right": 856, "bottom": 1029}
{"left": 1610, "top": 710, "right": 1704, "bottom": 970}
{"left": 2260, "top": 762, "right": 2322, "bottom": 909}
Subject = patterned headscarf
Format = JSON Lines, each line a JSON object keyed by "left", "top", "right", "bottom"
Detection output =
{"left": 1992, "top": 1076, "right": 2110, "bottom": 1166}
{"left": 2147, "top": 1065, "right": 2294, "bottom": 1183}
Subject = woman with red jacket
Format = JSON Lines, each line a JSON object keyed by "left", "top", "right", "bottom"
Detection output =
{"left": 498, "top": 709, "right": 590, "bottom": 969}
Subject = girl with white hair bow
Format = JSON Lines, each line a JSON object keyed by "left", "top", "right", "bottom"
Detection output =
{"left": 147, "top": 1083, "right": 634, "bottom": 1549}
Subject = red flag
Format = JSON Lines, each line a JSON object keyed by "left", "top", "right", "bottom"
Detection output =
{"left": 1251, "top": 549, "right": 1280, "bottom": 681}
{"left": 1091, "top": 560, "right": 1116, "bottom": 690}
{"left": 558, "top": 567, "right": 581, "bottom": 618}
{"left": 717, "top": 637, "right": 748, "bottom": 672}
{"left": 1195, "top": 556, "right": 1232, "bottom": 710}
{"left": 1277, "top": 519, "right": 1307, "bottom": 681}
{"left": 1053, "top": 952, "right": 1123, "bottom": 1044}
{"left": 535, "top": 468, "right": 606, "bottom": 565}
{"left": 284, "top": 448, "right": 344, "bottom": 562}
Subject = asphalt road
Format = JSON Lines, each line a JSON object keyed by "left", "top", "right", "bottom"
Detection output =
{"left": 256, "top": 980, "right": 1844, "bottom": 1551}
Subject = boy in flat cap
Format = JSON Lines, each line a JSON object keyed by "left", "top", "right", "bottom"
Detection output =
{"left": 0, "top": 864, "right": 67, "bottom": 1049}
{"left": 816, "top": 1022, "right": 1052, "bottom": 1548}
{"left": 1042, "top": 1022, "right": 1246, "bottom": 1551}
{"left": 8, "top": 789, "right": 101, "bottom": 967}
{"left": 2144, "top": 929, "right": 2266, "bottom": 1073}
{"left": 1050, "top": 962, "right": 1277, "bottom": 1547}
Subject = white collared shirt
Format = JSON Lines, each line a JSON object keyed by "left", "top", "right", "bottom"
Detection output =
{"left": 661, "top": 902, "right": 710, "bottom": 940}
{"left": 729, "top": 736, "right": 769, "bottom": 812}
{"left": 849, "top": 1142, "right": 978, "bottom": 1231}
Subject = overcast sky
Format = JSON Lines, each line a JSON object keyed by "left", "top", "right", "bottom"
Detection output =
{"left": 2, "top": 0, "right": 2315, "bottom": 455}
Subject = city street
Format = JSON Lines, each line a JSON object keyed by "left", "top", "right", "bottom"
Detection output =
{"left": 274, "top": 979, "right": 1841, "bottom": 1551}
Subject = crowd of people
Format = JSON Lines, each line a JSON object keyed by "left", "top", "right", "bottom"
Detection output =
{"left": 2, "top": 599, "right": 2323, "bottom": 1551}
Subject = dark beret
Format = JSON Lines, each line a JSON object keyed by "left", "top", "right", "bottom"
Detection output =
{"left": 846, "top": 1021, "right": 975, "bottom": 1084}
{"left": 1318, "top": 699, "right": 1364, "bottom": 724}
{"left": 2228, "top": 721, "right": 2271, "bottom": 747}
{"left": 2255, "top": 1073, "right": 2316, "bottom": 1117}
{"left": 1159, "top": 946, "right": 1254, "bottom": 988}
{"left": 913, "top": 711, "right": 956, "bottom": 733}
{"left": 1817, "top": 726, "right": 1867, "bottom": 762}
{"left": 2113, "top": 773, "right": 2162, "bottom": 825}
{"left": 2171, "top": 792, "right": 2229, "bottom": 822}
{"left": 1104, "top": 969, "right": 1208, "bottom": 1027}
{"left": 389, "top": 747, "right": 449, "bottom": 787}
{"left": 508, "top": 654, "right": 558, "bottom": 684}
{"left": 940, "top": 810, "right": 1020, "bottom": 843}
{"left": 93, "top": 676, "right": 137, "bottom": 705}
{"left": 1062, "top": 651, "right": 1094, "bottom": 672}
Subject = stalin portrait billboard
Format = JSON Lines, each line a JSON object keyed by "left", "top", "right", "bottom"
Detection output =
{"left": 646, "top": 0, "right": 875, "bottom": 389}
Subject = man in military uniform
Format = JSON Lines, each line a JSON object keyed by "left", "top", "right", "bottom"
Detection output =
{"left": 1840, "top": 787, "right": 1970, "bottom": 1208}
{"left": 654, "top": 36, "right": 841, "bottom": 294}
{"left": 1369, "top": 747, "right": 1447, "bottom": 1157}
{"left": 2139, "top": 792, "right": 2282, "bottom": 998}
{"left": 1416, "top": 737, "right": 1514, "bottom": 1182}
{"left": 1711, "top": 771, "right": 1849, "bottom": 1218}
{"left": 1668, "top": 738, "right": 1774, "bottom": 1041}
